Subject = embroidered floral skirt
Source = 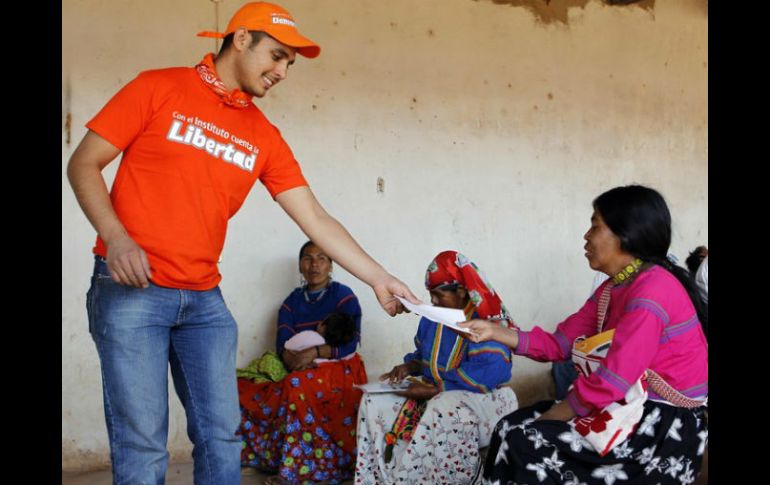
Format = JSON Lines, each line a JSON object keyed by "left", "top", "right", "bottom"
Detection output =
{"left": 237, "top": 353, "right": 367, "bottom": 484}
{"left": 476, "top": 399, "right": 708, "bottom": 485}
{"left": 355, "top": 387, "right": 519, "bottom": 485}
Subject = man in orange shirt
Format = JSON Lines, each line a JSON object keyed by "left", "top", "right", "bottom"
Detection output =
{"left": 67, "top": 3, "right": 417, "bottom": 484}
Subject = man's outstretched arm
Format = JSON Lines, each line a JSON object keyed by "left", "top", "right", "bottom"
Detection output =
{"left": 275, "top": 186, "right": 419, "bottom": 316}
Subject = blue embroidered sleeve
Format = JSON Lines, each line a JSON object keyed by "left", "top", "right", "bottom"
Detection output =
{"left": 440, "top": 340, "right": 512, "bottom": 393}
{"left": 275, "top": 295, "right": 297, "bottom": 355}
{"left": 403, "top": 320, "right": 426, "bottom": 364}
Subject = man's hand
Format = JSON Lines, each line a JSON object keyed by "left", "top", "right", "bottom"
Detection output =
{"left": 372, "top": 274, "right": 421, "bottom": 316}
{"left": 105, "top": 234, "right": 152, "bottom": 288}
{"left": 68, "top": 130, "right": 151, "bottom": 287}
{"left": 274, "top": 187, "right": 421, "bottom": 317}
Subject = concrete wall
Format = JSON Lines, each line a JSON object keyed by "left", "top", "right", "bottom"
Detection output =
{"left": 62, "top": 0, "right": 707, "bottom": 470}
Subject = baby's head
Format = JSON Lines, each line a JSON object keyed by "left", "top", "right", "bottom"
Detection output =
{"left": 317, "top": 312, "right": 356, "bottom": 347}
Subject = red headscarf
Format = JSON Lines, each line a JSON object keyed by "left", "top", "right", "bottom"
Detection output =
{"left": 424, "top": 250, "right": 516, "bottom": 328}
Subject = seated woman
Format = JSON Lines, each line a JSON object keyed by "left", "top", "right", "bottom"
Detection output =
{"left": 355, "top": 250, "right": 519, "bottom": 484}
{"left": 237, "top": 241, "right": 367, "bottom": 484}
{"left": 462, "top": 185, "right": 708, "bottom": 484}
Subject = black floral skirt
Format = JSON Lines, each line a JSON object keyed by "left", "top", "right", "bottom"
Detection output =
{"left": 475, "top": 400, "right": 707, "bottom": 485}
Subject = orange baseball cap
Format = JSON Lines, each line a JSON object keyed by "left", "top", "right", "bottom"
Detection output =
{"left": 197, "top": 2, "right": 320, "bottom": 58}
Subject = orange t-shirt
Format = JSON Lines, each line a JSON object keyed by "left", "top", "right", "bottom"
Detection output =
{"left": 87, "top": 67, "right": 308, "bottom": 290}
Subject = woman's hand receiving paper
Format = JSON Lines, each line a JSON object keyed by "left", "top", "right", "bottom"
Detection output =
{"left": 458, "top": 319, "right": 520, "bottom": 349}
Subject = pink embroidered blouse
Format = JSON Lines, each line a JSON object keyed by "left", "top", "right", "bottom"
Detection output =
{"left": 514, "top": 265, "right": 708, "bottom": 416}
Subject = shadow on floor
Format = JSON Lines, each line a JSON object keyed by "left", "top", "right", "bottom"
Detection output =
{"left": 62, "top": 463, "right": 271, "bottom": 485}
{"left": 62, "top": 455, "right": 704, "bottom": 485}
{"left": 62, "top": 463, "right": 355, "bottom": 485}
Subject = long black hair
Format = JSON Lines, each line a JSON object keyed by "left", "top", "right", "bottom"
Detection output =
{"left": 298, "top": 240, "right": 315, "bottom": 262}
{"left": 298, "top": 240, "right": 333, "bottom": 274}
{"left": 593, "top": 185, "right": 708, "bottom": 339}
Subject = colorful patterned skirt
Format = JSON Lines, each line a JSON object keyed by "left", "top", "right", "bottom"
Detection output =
{"left": 475, "top": 399, "right": 708, "bottom": 485}
{"left": 237, "top": 353, "right": 368, "bottom": 484}
{"left": 355, "top": 387, "right": 519, "bottom": 485}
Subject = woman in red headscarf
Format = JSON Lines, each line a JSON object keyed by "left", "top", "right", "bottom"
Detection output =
{"left": 354, "top": 251, "right": 520, "bottom": 485}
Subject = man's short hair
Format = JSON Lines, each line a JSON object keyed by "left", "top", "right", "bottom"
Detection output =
{"left": 218, "top": 30, "right": 268, "bottom": 55}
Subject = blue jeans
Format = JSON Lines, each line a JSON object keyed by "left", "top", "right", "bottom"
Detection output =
{"left": 86, "top": 256, "right": 241, "bottom": 485}
{"left": 551, "top": 359, "right": 578, "bottom": 401}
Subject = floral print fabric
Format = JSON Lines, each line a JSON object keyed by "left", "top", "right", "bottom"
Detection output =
{"left": 476, "top": 399, "right": 707, "bottom": 485}
{"left": 355, "top": 387, "right": 518, "bottom": 484}
{"left": 238, "top": 354, "right": 368, "bottom": 484}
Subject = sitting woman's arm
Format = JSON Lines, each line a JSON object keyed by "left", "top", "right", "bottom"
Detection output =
{"left": 461, "top": 290, "right": 602, "bottom": 363}
{"left": 381, "top": 327, "right": 425, "bottom": 383}
{"left": 392, "top": 328, "right": 439, "bottom": 400}
{"left": 438, "top": 339, "right": 513, "bottom": 393}
{"left": 276, "top": 298, "right": 298, "bottom": 357}
{"left": 275, "top": 294, "right": 317, "bottom": 371}
{"left": 565, "top": 287, "right": 667, "bottom": 418}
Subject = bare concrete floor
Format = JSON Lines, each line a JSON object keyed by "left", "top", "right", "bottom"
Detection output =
{"left": 61, "top": 463, "right": 354, "bottom": 485}
{"left": 62, "top": 453, "right": 706, "bottom": 484}
{"left": 62, "top": 463, "right": 276, "bottom": 485}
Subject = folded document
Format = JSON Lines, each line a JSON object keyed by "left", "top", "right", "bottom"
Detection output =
{"left": 354, "top": 381, "right": 410, "bottom": 393}
{"left": 394, "top": 295, "right": 472, "bottom": 334}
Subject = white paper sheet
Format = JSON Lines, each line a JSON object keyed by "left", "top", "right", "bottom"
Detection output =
{"left": 354, "top": 381, "right": 410, "bottom": 394}
{"left": 394, "top": 295, "right": 473, "bottom": 334}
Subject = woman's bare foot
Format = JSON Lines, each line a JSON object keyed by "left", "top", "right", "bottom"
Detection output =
{"left": 263, "top": 475, "right": 290, "bottom": 485}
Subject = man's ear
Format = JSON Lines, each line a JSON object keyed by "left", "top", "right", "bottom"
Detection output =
{"left": 232, "top": 27, "right": 251, "bottom": 51}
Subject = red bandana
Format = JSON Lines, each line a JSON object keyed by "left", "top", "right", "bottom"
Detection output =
{"left": 195, "top": 53, "right": 252, "bottom": 109}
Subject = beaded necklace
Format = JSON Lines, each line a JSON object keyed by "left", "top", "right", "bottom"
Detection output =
{"left": 611, "top": 258, "right": 645, "bottom": 285}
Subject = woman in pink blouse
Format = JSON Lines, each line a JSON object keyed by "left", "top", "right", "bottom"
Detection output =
{"left": 462, "top": 185, "right": 708, "bottom": 485}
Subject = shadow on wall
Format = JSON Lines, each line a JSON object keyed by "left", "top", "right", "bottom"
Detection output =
{"left": 474, "top": 0, "right": 670, "bottom": 25}
{"left": 509, "top": 369, "right": 556, "bottom": 408}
